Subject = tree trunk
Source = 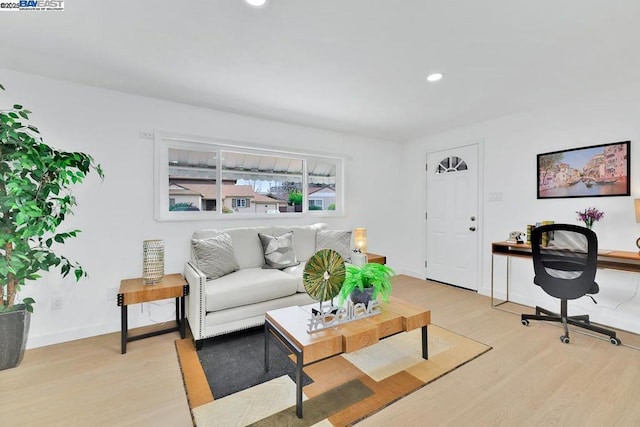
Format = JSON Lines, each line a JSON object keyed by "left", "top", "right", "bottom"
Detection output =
{"left": 4, "top": 242, "right": 16, "bottom": 310}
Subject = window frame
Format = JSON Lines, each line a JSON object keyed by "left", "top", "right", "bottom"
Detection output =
{"left": 154, "top": 132, "right": 345, "bottom": 221}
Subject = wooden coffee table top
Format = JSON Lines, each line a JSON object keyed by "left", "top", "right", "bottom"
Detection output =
{"left": 265, "top": 296, "right": 430, "bottom": 365}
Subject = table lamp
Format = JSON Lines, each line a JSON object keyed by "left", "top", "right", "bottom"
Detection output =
{"left": 635, "top": 199, "right": 640, "bottom": 252}
{"left": 354, "top": 228, "right": 367, "bottom": 254}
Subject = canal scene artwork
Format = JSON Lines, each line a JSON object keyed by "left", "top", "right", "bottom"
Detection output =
{"left": 537, "top": 141, "right": 630, "bottom": 199}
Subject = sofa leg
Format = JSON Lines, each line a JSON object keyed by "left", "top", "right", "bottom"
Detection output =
{"left": 194, "top": 339, "right": 203, "bottom": 350}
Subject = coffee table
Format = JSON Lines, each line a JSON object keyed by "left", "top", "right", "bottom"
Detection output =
{"left": 264, "top": 296, "right": 431, "bottom": 418}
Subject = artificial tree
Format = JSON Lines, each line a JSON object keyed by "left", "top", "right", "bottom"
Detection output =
{"left": 0, "top": 83, "right": 103, "bottom": 313}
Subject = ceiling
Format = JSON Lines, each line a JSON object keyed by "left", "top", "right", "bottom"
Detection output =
{"left": 1, "top": 1, "right": 639, "bottom": 141}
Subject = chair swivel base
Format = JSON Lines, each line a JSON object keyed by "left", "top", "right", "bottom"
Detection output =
{"left": 522, "top": 305, "right": 621, "bottom": 346}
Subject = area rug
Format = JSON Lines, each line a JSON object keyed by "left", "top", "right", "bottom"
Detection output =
{"left": 197, "top": 326, "right": 313, "bottom": 398}
{"left": 175, "top": 324, "right": 491, "bottom": 427}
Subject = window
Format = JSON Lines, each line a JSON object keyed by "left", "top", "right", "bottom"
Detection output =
{"left": 435, "top": 156, "right": 468, "bottom": 174}
{"left": 309, "top": 199, "right": 323, "bottom": 209}
{"left": 154, "top": 133, "right": 344, "bottom": 221}
{"left": 231, "top": 198, "right": 249, "bottom": 208}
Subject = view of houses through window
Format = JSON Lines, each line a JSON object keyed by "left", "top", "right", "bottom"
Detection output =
{"left": 165, "top": 144, "right": 341, "bottom": 216}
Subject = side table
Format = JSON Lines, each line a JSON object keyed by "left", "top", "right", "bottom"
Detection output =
{"left": 367, "top": 253, "right": 386, "bottom": 264}
{"left": 117, "top": 273, "right": 189, "bottom": 354}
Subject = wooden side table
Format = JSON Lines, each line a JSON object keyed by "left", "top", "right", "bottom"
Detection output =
{"left": 366, "top": 253, "right": 386, "bottom": 264}
{"left": 117, "top": 273, "right": 189, "bottom": 354}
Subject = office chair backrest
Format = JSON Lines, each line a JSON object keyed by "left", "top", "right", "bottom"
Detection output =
{"left": 530, "top": 223, "right": 598, "bottom": 300}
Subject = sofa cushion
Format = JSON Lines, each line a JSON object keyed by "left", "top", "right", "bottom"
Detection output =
{"left": 191, "top": 233, "right": 240, "bottom": 280}
{"left": 316, "top": 230, "right": 352, "bottom": 262}
{"left": 271, "top": 223, "right": 327, "bottom": 262}
{"left": 283, "top": 263, "right": 307, "bottom": 293}
{"left": 258, "top": 231, "right": 300, "bottom": 269}
{"left": 224, "top": 227, "right": 272, "bottom": 269}
{"left": 205, "top": 268, "right": 298, "bottom": 312}
{"left": 193, "top": 224, "right": 328, "bottom": 268}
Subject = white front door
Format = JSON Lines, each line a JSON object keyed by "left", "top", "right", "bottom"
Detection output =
{"left": 426, "top": 144, "right": 479, "bottom": 290}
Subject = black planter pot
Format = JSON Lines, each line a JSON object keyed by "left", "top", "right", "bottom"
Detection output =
{"left": 0, "top": 305, "right": 31, "bottom": 371}
{"left": 350, "top": 287, "right": 375, "bottom": 305}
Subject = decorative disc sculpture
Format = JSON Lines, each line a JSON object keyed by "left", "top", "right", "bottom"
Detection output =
{"left": 303, "top": 249, "right": 345, "bottom": 310}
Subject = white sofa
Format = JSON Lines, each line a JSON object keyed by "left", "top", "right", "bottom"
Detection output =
{"left": 184, "top": 223, "right": 350, "bottom": 349}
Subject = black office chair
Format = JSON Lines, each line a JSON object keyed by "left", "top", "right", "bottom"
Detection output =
{"left": 521, "top": 223, "right": 621, "bottom": 345}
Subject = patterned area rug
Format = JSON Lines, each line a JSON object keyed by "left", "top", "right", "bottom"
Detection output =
{"left": 176, "top": 324, "right": 491, "bottom": 427}
{"left": 196, "top": 326, "right": 313, "bottom": 399}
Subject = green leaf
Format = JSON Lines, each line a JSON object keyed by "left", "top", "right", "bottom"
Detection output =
{"left": 0, "top": 86, "right": 103, "bottom": 313}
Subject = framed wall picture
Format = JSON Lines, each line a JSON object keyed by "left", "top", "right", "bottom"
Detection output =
{"left": 537, "top": 141, "right": 630, "bottom": 199}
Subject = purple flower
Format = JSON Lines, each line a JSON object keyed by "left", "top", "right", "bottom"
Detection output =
{"left": 576, "top": 207, "right": 604, "bottom": 229}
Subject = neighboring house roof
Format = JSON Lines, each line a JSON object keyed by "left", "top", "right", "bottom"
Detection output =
{"left": 168, "top": 183, "right": 202, "bottom": 196}
{"left": 308, "top": 185, "right": 335, "bottom": 195}
{"left": 169, "top": 180, "right": 281, "bottom": 204}
{"left": 178, "top": 183, "right": 216, "bottom": 199}
{"left": 169, "top": 179, "right": 216, "bottom": 199}
{"left": 223, "top": 185, "right": 257, "bottom": 198}
{"left": 252, "top": 193, "right": 280, "bottom": 204}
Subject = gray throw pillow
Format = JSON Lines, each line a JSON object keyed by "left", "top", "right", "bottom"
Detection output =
{"left": 191, "top": 233, "right": 240, "bottom": 280}
{"left": 258, "top": 231, "right": 300, "bottom": 270}
{"left": 316, "top": 230, "right": 352, "bottom": 262}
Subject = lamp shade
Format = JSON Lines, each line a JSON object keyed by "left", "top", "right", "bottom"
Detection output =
{"left": 635, "top": 199, "right": 640, "bottom": 223}
{"left": 354, "top": 228, "right": 367, "bottom": 254}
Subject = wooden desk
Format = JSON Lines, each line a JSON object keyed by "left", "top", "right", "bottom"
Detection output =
{"left": 117, "top": 273, "right": 189, "bottom": 354}
{"left": 491, "top": 241, "right": 640, "bottom": 308}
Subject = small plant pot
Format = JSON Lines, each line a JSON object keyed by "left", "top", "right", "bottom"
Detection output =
{"left": 350, "top": 287, "right": 375, "bottom": 305}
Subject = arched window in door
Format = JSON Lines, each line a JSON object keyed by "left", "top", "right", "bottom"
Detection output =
{"left": 435, "top": 156, "right": 468, "bottom": 174}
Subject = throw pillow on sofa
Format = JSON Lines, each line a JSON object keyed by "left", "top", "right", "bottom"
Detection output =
{"left": 316, "top": 230, "right": 352, "bottom": 262}
{"left": 258, "top": 231, "right": 300, "bottom": 269}
{"left": 192, "top": 233, "right": 240, "bottom": 279}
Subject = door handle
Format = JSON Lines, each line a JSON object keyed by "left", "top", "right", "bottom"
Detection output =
{"left": 469, "top": 226, "right": 477, "bottom": 231}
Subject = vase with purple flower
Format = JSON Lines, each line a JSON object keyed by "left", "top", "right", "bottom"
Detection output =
{"left": 576, "top": 207, "right": 604, "bottom": 230}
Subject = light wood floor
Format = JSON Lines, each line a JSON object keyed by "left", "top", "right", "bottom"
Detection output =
{"left": 0, "top": 324, "right": 193, "bottom": 427}
{"left": 2, "top": 275, "right": 639, "bottom": 426}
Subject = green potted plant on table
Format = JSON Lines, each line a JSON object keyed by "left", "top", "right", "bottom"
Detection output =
{"left": 0, "top": 83, "right": 103, "bottom": 370}
{"left": 339, "top": 262, "right": 395, "bottom": 306}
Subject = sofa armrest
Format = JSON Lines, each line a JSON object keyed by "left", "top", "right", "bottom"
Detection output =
{"left": 184, "top": 261, "right": 207, "bottom": 344}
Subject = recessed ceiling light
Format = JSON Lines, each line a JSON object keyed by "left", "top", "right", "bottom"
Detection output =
{"left": 245, "top": 0, "right": 268, "bottom": 7}
{"left": 426, "top": 73, "right": 444, "bottom": 83}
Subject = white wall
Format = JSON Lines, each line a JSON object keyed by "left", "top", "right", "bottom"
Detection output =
{"left": 400, "top": 86, "right": 640, "bottom": 334}
{"left": 9, "top": 66, "right": 640, "bottom": 346}
{"left": 0, "top": 69, "right": 404, "bottom": 348}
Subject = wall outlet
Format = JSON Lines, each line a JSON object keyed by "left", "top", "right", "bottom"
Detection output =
{"left": 139, "top": 130, "right": 154, "bottom": 139}
{"left": 51, "top": 296, "right": 64, "bottom": 310}
{"left": 488, "top": 192, "right": 503, "bottom": 202}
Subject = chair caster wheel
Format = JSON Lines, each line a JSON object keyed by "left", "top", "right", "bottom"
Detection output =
{"left": 610, "top": 337, "right": 621, "bottom": 346}
{"left": 521, "top": 319, "right": 529, "bottom": 326}
{"left": 560, "top": 336, "right": 570, "bottom": 344}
